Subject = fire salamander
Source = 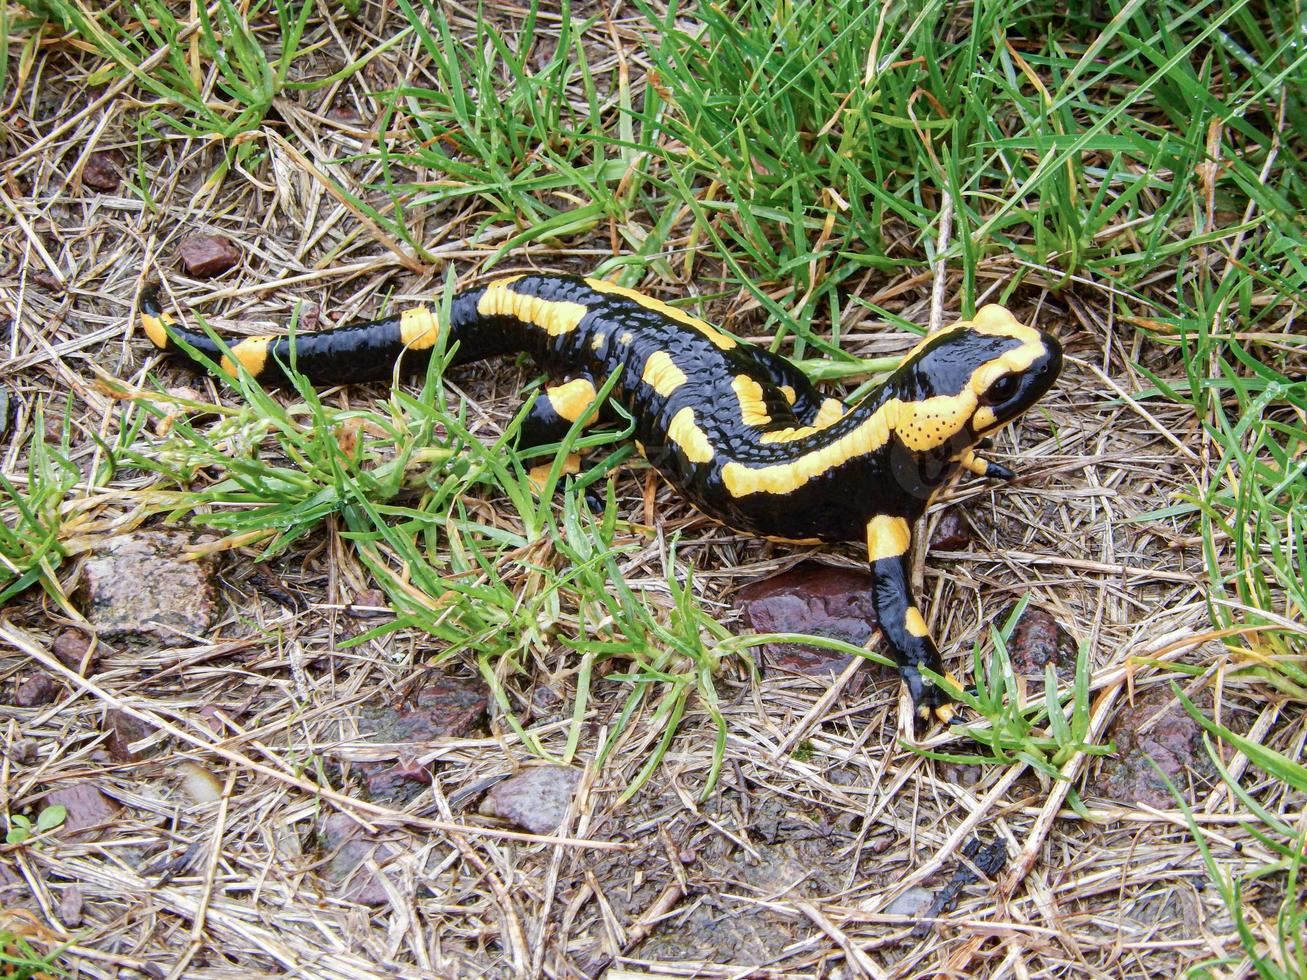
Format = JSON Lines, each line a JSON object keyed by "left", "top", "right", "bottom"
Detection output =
{"left": 140, "top": 275, "right": 1062, "bottom": 721}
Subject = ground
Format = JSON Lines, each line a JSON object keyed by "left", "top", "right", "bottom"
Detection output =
{"left": 0, "top": 1, "right": 1304, "bottom": 978}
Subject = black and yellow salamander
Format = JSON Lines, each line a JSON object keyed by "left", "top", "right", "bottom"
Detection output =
{"left": 140, "top": 274, "right": 1062, "bottom": 720}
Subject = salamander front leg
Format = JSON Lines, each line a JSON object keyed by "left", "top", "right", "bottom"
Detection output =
{"left": 865, "top": 515, "right": 958, "bottom": 723}
{"left": 960, "top": 449, "right": 1015, "bottom": 481}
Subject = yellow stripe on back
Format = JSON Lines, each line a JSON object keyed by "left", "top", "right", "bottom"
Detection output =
{"left": 641, "top": 351, "right": 687, "bottom": 397}
{"left": 904, "top": 607, "right": 931, "bottom": 638}
{"left": 724, "top": 401, "right": 894, "bottom": 495}
{"left": 667, "top": 407, "right": 715, "bottom": 463}
{"left": 731, "top": 375, "right": 771, "bottom": 427}
{"left": 478, "top": 279, "right": 588, "bottom": 337}
{"left": 585, "top": 278, "right": 737, "bottom": 350}
{"left": 757, "top": 396, "right": 847, "bottom": 445}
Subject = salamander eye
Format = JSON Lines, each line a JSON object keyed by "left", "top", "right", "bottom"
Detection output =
{"left": 982, "top": 373, "right": 1019, "bottom": 405}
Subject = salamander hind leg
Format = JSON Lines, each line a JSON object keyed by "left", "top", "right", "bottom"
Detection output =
{"left": 518, "top": 376, "right": 602, "bottom": 493}
{"left": 865, "top": 515, "right": 960, "bottom": 724}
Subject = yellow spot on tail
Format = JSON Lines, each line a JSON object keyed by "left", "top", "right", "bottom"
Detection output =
{"left": 400, "top": 307, "right": 441, "bottom": 350}
{"left": 865, "top": 515, "right": 911, "bottom": 562}
{"left": 618, "top": 331, "right": 633, "bottom": 345}
{"left": 546, "top": 378, "right": 598, "bottom": 423}
{"left": 730, "top": 402, "right": 893, "bottom": 493}
{"left": 667, "top": 407, "right": 715, "bottom": 463}
{"left": 141, "top": 312, "right": 173, "bottom": 349}
{"left": 641, "top": 351, "right": 687, "bottom": 397}
{"left": 904, "top": 607, "right": 930, "bottom": 638}
{"left": 780, "top": 385, "right": 796, "bottom": 405}
{"left": 585, "top": 278, "right": 737, "bottom": 349}
{"left": 591, "top": 333, "right": 606, "bottom": 351}
{"left": 219, "top": 337, "right": 272, "bottom": 378}
{"left": 732, "top": 375, "right": 770, "bottom": 427}
{"left": 477, "top": 280, "right": 588, "bottom": 337}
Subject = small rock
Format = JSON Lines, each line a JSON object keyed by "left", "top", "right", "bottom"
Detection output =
{"left": 58, "top": 883, "right": 84, "bottom": 927}
{"left": 347, "top": 588, "right": 389, "bottom": 618}
{"left": 1090, "top": 686, "right": 1218, "bottom": 809}
{"left": 79, "top": 531, "right": 219, "bottom": 640}
{"left": 884, "top": 886, "right": 934, "bottom": 918}
{"left": 362, "top": 757, "right": 433, "bottom": 801}
{"left": 104, "top": 709, "right": 153, "bottom": 762}
{"left": 998, "top": 605, "right": 1078, "bottom": 680}
{"left": 321, "top": 812, "right": 398, "bottom": 906}
{"left": 929, "top": 509, "right": 970, "bottom": 551}
{"left": 177, "top": 234, "right": 241, "bottom": 278}
{"left": 30, "top": 270, "right": 63, "bottom": 293}
{"left": 43, "top": 784, "right": 119, "bottom": 838}
{"left": 197, "top": 705, "right": 228, "bottom": 736}
{"left": 326, "top": 106, "right": 369, "bottom": 128}
{"left": 478, "top": 766, "right": 581, "bottom": 834}
{"left": 736, "top": 564, "right": 878, "bottom": 678}
{"left": 82, "top": 149, "right": 124, "bottom": 192}
{"left": 356, "top": 676, "right": 489, "bottom": 802}
{"left": 0, "top": 860, "right": 28, "bottom": 909}
{"left": 52, "top": 629, "right": 96, "bottom": 670}
{"left": 14, "top": 674, "right": 58, "bottom": 707}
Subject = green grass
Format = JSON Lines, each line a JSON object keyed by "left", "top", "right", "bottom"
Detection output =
{"left": 0, "top": 402, "right": 86, "bottom": 607}
{"left": 0, "top": 929, "right": 68, "bottom": 980}
{"left": 14, "top": 0, "right": 390, "bottom": 188}
{"left": 1166, "top": 686, "right": 1307, "bottom": 977}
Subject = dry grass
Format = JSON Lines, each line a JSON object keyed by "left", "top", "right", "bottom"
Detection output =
{"left": 1, "top": 1, "right": 1304, "bottom": 977}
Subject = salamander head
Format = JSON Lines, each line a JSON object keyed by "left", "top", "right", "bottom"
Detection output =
{"left": 889, "top": 304, "right": 1062, "bottom": 450}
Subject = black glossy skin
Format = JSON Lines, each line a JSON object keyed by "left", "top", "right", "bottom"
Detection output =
{"left": 142, "top": 274, "right": 1063, "bottom": 718}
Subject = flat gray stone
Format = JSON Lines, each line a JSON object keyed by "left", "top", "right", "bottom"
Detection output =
{"left": 478, "top": 766, "right": 581, "bottom": 834}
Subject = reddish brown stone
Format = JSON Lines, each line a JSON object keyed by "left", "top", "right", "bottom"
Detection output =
{"left": 929, "top": 509, "right": 970, "bottom": 551}
{"left": 104, "top": 709, "right": 153, "bottom": 762}
{"left": 356, "top": 676, "right": 488, "bottom": 803}
{"left": 177, "top": 234, "right": 241, "bottom": 278}
{"left": 347, "top": 588, "right": 389, "bottom": 618}
{"left": 999, "top": 605, "right": 1078, "bottom": 680}
{"left": 478, "top": 766, "right": 581, "bottom": 834}
{"left": 326, "top": 106, "right": 369, "bottom": 128}
{"left": 1090, "top": 686, "right": 1218, "bottom": 809}
{"left": 321, "top": 812, "right": 398, "bottom": 906}
{"left": 52, "top": 629, "right": 95, "bottom": 670}
{"left": 14, "top": 674, "right": 58, "bottom": 707}
{"left": 735, "top": 564, "right": 878, "bottom": 677}
{"left": 82, "top": 150, "right": 124, "bottom": 192}
{"left": 30, "top": 270, "right": 63, "bottom": 293}
{"left": 43, "top": 784, "right": 119, "bottom": 838}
